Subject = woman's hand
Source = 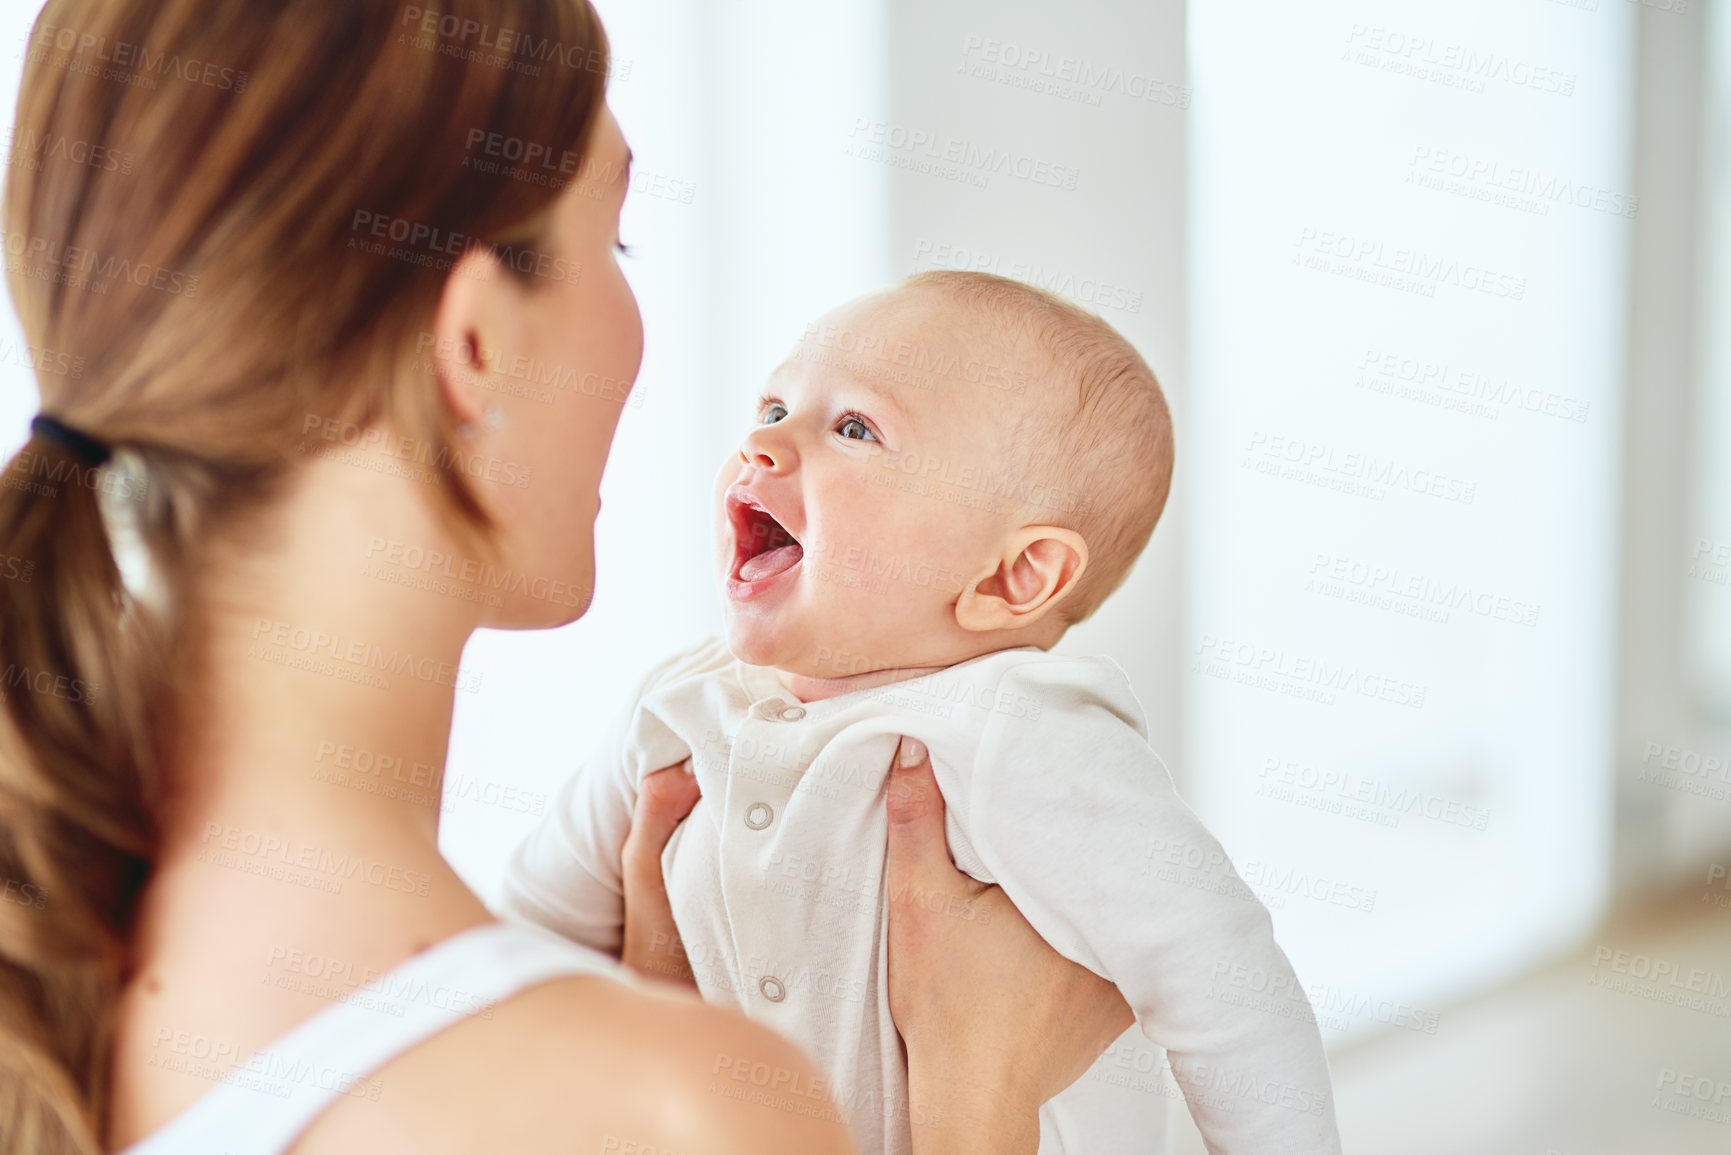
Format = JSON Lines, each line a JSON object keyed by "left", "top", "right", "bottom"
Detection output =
{"left": 886, "top": 738, "right": 1135, "bottom": 1155}
{"left": 619, "top": 758, "right": 701, "bottom": 986}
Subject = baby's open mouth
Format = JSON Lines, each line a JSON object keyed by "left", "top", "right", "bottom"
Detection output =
{"left": 729, "top": 489, "right": 804, "bottom": 585}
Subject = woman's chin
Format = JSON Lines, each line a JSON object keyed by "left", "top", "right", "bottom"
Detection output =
{"left": 477, "top": 567, "right": 596, "bottom": 631}
{"left": 480, "top": 602, "right": 584, "bottom": 632}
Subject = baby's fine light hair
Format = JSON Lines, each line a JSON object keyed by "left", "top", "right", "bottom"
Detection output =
{"left": 900, "top": 270, "right": 1174, "bottom": 625}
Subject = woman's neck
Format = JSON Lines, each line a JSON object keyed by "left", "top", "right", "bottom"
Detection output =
{"left": 171, "top": 467, "right": 477, "bottom": 841}
{"left": 112, "top": 453, "right": 502, "bottom": 1147}
{"left": 134, "top": 453, "right": 495, "bottom": 972}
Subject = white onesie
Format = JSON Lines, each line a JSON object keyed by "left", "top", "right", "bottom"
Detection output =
{"left": 500, "top": 638, "right": 1342, "bottom": 1155}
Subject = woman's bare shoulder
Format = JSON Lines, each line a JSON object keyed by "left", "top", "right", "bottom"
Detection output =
{"left": 290, "top": 973, "right": 856, "bottom": 1155}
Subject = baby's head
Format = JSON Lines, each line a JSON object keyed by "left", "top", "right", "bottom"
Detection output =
{"left": 715, "top": 270, "right": 1172, "bottom": 679}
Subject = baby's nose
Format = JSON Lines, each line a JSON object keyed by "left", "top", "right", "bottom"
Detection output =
{"left": 738, "top": 426, "right": 792, "bottom": 472}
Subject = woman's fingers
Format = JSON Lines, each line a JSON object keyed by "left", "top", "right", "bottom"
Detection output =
{"left": 884, "top": 733, "right": 1138, "bottom": 1152}
{"left": 885, "top": 739, "right": 988, "bottom": 1049}
{"left": 625, "top": 758, "right": 700, "bottom": 869}
{"left": 885, "top": 738, "right": 989, "bottom": 961}
{"left": 620, "top": 759, "right": 700, "bottom": 987}
{"left": 886, "top": 738, "right": 970, "bottom": 894}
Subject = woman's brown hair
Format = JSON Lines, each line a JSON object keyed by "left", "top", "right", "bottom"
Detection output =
{"left": 0, "top": 2, "right": 610, "bottom": 1149}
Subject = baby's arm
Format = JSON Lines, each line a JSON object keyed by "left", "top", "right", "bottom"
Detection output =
{"left": 497, "top": 646, "right": 709, "bottom": 956}
{"left": 960, "top": 658, "right": 1343, "bottom": 1155}
{"left": 496, "top": 699, "right": 642, "bottom": 957}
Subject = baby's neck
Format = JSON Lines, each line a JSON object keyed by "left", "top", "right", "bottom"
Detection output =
{"left": 775, "top": 661, "right": 955, "bottom": 704}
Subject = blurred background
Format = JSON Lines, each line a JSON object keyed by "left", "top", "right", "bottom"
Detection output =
{"left": 3, "top": 1, "right": 1727, "bottom": 1151}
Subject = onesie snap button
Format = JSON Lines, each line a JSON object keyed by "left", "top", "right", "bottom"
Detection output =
{"left": 744, "top": 801, "right": 774, "bottom": 830}
{"left": 776, "top": 704, "right": 807, "bottom": 722}
{"left": 759, "top": 975, "right": 786, "bottom": 1002}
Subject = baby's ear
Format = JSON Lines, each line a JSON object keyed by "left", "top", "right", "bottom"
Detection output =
{"left": 955, "top": 527, "right": 1088, "bottom": 633}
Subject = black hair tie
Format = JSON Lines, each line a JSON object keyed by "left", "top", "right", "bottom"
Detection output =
{"left": 31, "top": 414, "right": 111, "bottom": 467}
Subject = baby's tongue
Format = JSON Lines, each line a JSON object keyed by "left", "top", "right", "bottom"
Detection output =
{"left": 740, "top": 542, "right": 803, "bottom": 582}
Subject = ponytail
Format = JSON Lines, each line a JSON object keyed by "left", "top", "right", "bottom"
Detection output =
{"left": 0, "top": 435, "right": 163, "bottom": 1155}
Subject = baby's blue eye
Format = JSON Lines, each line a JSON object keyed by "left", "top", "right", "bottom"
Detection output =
{"left": 837, "top": 416, "right": 877, "bottom": 442}
{"left": 760, "top": 403, "right": 788, "bottom": 425}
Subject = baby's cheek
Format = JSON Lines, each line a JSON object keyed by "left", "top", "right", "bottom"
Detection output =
{"left": 832, "top": 465, "right": 884, "bottom": 514}
{"left": 870, "top": 493, "right": 936, "bottom": 561}
{"left": 902, "top": 499, "right": 981, "bottom": 561}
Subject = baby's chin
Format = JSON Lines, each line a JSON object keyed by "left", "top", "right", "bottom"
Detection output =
{"left": 719, "top": 611, "right": 801, "bottom": 671}
{"left": 720, "top": 613, "right": 882, "bottom": 681}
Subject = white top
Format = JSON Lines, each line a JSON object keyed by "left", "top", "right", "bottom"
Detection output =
{"left": 501, "top": 638, "right": 1343, "bottom": 1155}
{"left": 121, "top": 921, "right": 627, "bottom": 1155}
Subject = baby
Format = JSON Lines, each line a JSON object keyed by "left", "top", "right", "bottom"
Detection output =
{"left": 500, "top": 272, "right": 1342, "bottom": 1154}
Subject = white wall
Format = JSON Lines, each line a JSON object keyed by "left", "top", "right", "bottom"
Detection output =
{"left": 1689, "top": 0, "right": 1731, "bottom": 711}
{"left": 1188, "top": 0, "right": 1633, "bottom": 1033}
{"left": 1683, "top": 0, "right": 1731, "bottom": 798}
{"left": 1616, "top": 0, "right": 1731, "bottom": 894}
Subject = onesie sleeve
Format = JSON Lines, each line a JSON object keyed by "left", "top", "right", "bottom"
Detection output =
{"left": 962, "top": 657, "right": 1343, "bottom": 1155}
{"left": 494, "top": 691, "right": 641, "bottom": 957}
{"left": 494, "top": 642, "right": 716, "bottom": 956}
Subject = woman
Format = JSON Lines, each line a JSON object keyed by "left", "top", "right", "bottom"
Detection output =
{"left": 0, "top": 2, "right": 1132, "bottom": 1152}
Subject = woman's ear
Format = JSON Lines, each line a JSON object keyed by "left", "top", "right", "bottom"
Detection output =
{"left": 955, "top": 527, "right": 1088, "bottom": 633}
{"left": 427, "top": 246, "right": 511, "bottom": 433}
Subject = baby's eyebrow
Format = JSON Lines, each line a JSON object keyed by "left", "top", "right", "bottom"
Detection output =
{"left": 842, "top": 375, "right": 913, "bottom": 423}
{"left": 762, "top": 360, "right": 915, "bottom": 425}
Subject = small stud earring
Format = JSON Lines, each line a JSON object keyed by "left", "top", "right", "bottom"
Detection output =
{"left": 482, "top": 402, "right": 505, "bottom": 431}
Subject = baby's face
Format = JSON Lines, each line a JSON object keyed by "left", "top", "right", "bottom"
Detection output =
{"left": 714, "top": 291, "right": 1038, "bottom": 678}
